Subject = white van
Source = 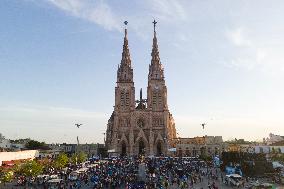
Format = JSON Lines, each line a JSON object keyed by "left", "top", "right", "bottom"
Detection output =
{"left": 225, "top": 174, "right": 243, "bottom": 186}
{"left": 68, "top": 171, "right": 79, "bottom": 181}
{"left": 47, "top": 179, "right": 63, "bottom": 189}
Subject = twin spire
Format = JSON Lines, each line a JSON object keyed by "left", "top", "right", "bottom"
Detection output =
{"left": 120, "top": 21, "right": 131, "bottom": 67}
{"left": 152, "top": 19, "right": 160, "bottom": 65}
{"left": 118, "top": 20, "right": 164, "bottom": 82}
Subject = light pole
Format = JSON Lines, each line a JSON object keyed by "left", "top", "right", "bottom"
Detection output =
{"left": 103, "top": 132, "right": 106, "bottom": 143}
{"left": 164, "top": 137, "right": 168, "bottom": 156}
{"left": 117, "top": 138, "right": 120, "bottom": 156}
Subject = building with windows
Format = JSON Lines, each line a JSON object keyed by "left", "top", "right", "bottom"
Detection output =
{"left": 106, "top": 21, "right": 177, "bottom": 156}
{"left": 0, "top": 134, "right": 11, "bottom": 151}
{"left": 173, "top": 136, "right": 226, "bottom": 157}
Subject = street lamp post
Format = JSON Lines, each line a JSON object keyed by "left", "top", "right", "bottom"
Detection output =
{"left": 164, "top": 137, "right": 168, "bottom": 156}
{"left": 117, "top": 138, "right": 120, "bottom": 156}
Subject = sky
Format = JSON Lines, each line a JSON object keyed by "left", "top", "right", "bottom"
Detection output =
{"left": 0, "top": 0, "right": 284, "bottom": 144}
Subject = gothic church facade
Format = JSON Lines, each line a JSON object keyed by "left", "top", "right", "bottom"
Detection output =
{"left": 106, "top": 22, "right": 176, "bottom": 156}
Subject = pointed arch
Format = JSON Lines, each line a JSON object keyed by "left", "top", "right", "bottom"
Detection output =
{"left": 117, "top": 133, "right": 129, "bottom": 157}
{"left": 120, "top": 133, "right": 129, "bottom": 145}
{"left": 135, "top": 130, "right": 149, "bottom": 155}
{"left": 155, "top": 133, "right": 164, "bottom": 144}
{"left": 135, "top": 129, "right": 148, "bottom": 145}
{"left": 121, "top": 140, "right": 127, "bottom": 157}
{"left": 138, "top": 140, "right": 145, "bottom": 155}
{"left": 154, "top": 133, "right": 164, "bottom": 156}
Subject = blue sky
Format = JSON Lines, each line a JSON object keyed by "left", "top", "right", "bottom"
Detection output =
{"left": 0, "top": 0, "right": 284, "bottom": 143}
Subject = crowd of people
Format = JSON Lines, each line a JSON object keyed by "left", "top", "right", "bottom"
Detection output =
{"left": 38, "top": 156, "right": 222, "bottom": 189}
{"left": 7, "top": 156, "right": 226, "bottom": 189}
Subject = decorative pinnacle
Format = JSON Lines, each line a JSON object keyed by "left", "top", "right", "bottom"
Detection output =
{"left": 124, "top": 20, "right": 128, "bottom": 26}
{"left": 153, "top": 20, "right": 157, "bottom": 32}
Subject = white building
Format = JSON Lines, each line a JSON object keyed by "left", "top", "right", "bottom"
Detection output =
{"left": 0, "top": 134, "right": 11, "bottom": 150}
{"left": 264, "top": 133, "right": 284, "bottom": 145}
{"left": 0, "top": 150, "right": 39, "bottom": 166}
{"left": 254, "top": 145, "right": 284, "bottom": 154}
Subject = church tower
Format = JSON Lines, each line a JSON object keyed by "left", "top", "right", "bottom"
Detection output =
{"left": 147, "top": 20, "right": 168, "bottom": 111}
{"left": 146, "top": 20, "right": 176, "bottom": 155}
{"left": 106, "top": 21, "right": 176, "bottom": 157}
{"left": 106, "top": 22, "right": 135, "bottom": 155}
{"left": 115, "top": 24, "right": 135, "bottom": 112}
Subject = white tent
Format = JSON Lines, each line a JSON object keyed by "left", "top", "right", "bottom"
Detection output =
{"left": 272, "top": 161, "right": 284, "bottom": 169}
{"left": 168, "top": 148, "right": 176, "bottom": 152}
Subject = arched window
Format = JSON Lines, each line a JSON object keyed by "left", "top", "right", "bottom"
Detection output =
{"left": 185, "top": 147, "right": 190, "bottom": 156}
{"left": 158, "top": 92, "right": 162, "bottom": 106}
{"left": 120, "top": 91, "right": 125, "bottom": 107}
{"left": 125, "top": 91, "right": 130, "bottom": 107}
{"left": 152, "top": 91, "right": 157, "bottom": 106}
{"left": 178, "top": 148, "right": 183, "bottom": 157}
{"left": 137, "top": 118, "right": 145, "bottom": 128}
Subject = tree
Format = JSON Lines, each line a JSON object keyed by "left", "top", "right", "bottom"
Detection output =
{"left": 53, "top": 153, "right": 69, "bottom": 169}
{"left": 272, "top": 154, "right": 284, "bottom": 163}
{"left": 71, "top": 152, "right": 87, "bottom": 164}
{"left": 1, "top": 170, "right": 14, "bottom": 185}
{"left": 25, "top": 140, "right": 49, "bottom": 150}
{"left": 200, "top": 154, "right": 212, "bottom": 162}
{"left": 20, "top": 160, "right": 43, "bottom": 177}
{"left": 12, "top": 162, "right": 22, "bottom": 175}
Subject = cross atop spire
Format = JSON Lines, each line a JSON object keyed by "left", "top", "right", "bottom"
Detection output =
{"left": 153, "top": 20, "right": 157, "bottom": 32}
{"left": 124, "top": 20, "right": 128, "bottom": 39}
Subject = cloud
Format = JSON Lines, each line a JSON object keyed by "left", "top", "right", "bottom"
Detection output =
{"left": 226, "top": 27, "right": 252, "bottom": 47}
{"left": 46, "top": 0, "right": 122, "bottom": 31}
{"left": 44, "top": 0, "right": 189, "bottom": 33}
{"left": 146, "top": 0, "right": 187, "bottom": 22}
{"left": 225, "top": 27, "right": 284, "bottom": 73}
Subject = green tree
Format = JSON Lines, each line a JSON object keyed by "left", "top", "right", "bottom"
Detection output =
{"left": 39, "top": 157, "right": 53, "bottom": 172}
{"left": 12, "top": 162, "right": 22, "bottom": 175}
{"left": 1, "top": 170, "right": 14, "bottom": 185}
{"left": 53, "top": 153, "right": 69, "bottom": 169}
{"left": 71, "top": 152, "right": 87, "bottom": 164}
{"left": 20, "top": 160, "right": 43, "bottom": 177}
{"left": 200, "top": 154, "right": 212, "bottom": 162}
{"left": 25, "top": 140, "right": 48, "bottom": 150}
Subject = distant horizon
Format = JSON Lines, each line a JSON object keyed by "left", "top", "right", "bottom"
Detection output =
{"left": 1, "top": 0, "right": 284, "bottom": 144}
{"left": 0, "top": 131, "right": 273, "bottom": 144}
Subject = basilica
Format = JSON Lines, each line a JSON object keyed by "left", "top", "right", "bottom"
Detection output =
{"left": 106, "top": 21, "right": 177, "bottom": 156}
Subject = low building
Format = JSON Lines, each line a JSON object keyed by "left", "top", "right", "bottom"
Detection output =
{"left": 254, "top": 145, "right": 284, "bottom": 154}
{"left": 0, "top": 134, "right": 11, "bottom": 151}
{"left": 226, "top": 142, "right": 284, "bottom": 154}
{"left": 173, "top": 136, "right": 227, "bottom": 157}
{"left": 264, "top": 133, "right": 284, "bottom": 145}
{"left": 76, "top": 143, "right": 105, "bottom": 157}
{"left": 0, "top": 150, "right": 39, "bottom": 166}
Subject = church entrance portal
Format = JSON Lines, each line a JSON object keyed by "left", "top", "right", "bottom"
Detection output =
{"left": 139, "top": 140, "right": 145, "bottom": 155}
{"left": 121, "top": 142, "right": 127, "bottom": 157}
{"left": 156, "top": 141, "right": 162, "bottom": 156}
